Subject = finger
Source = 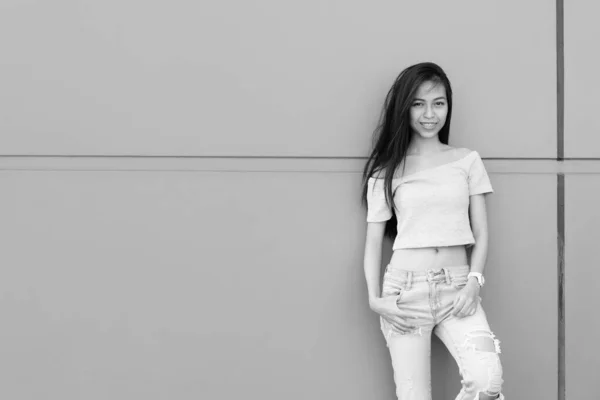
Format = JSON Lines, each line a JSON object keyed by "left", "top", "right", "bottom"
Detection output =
{"left": 452, "top": 292, "right": 460, "bottom": 308}
{"left": 452, "top": 297, "right": 465, "bottom": 316}
{"left": 392, "top": 324, "right": 410, "bottom": 333}
{"left": 390, "top": 301, "right": 413, "bottom": 319}
{"left": 393, "top": 318, "right": 415, "bottom": 331}
{"left": 391, "top": 306, "right": 412, "bottom": 319}
{"left": 393, "top": 317, "right": 416, "bottom": 331}
{"left": 468, "top": 302, "right": 479, "bottom": 316}
{"left": 456, "top": 307, "right": 468, "bottom": 319}
{"left": 382, "top": 317, "right": 406, "bottom": 333}
{"left": 455, "top": 300, "right": 473, "bottom": 318}
{"left": 459, "top": 301, "right": 474, "bottom": 318}
{"left": 390, "top": 320, "right": 408, "bottom": 332}
{"left": 382, "top": 315, "right": 413, "bottom": 330}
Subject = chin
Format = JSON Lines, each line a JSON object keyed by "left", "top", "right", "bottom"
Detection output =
{"left": 417, "top": 130, "right": 441, "bottom": 139}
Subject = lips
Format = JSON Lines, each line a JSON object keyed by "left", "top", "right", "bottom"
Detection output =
{"left": 420, "top": 122, "right": 437, "bottom": 129}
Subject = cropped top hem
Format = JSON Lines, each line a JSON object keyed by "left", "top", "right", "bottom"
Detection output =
{"left": 392, "top": 238, "right": 476, "bottom": 250}
{"left": 365, "top": 149, "right": 494, "bottom": 250}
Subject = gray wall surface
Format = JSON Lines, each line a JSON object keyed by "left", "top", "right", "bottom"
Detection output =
{"left": 0, "top": 0, "right": 595, "bottom": 399}
{"left": 0, "top": 0, "right": 555, "bottom": 157}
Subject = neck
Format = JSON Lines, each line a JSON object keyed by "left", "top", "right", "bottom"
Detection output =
{"left": 407, "top": 135, "right": 444, "bottom": 155}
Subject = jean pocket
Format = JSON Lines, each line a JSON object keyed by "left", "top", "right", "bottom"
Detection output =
{"left": 382, "top": 277, "right": 405, "bottom": 305}
{"left": 450, "top": 274, "right": 469, "bottom": 290}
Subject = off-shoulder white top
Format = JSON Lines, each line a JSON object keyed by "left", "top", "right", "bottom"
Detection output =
{"left": 366, "top": 150, "right": 493, "bottom": 250}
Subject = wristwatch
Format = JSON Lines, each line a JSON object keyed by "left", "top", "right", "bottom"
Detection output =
{"left": 467, "top": 272, "right": 485, "bottom": 287}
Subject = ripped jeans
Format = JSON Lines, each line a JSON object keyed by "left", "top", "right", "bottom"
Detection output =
{"left": 380, "top": 264, "right": 504, "bottom": 400}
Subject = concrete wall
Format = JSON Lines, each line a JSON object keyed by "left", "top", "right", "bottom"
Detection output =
{"left": 0, "top": 0, "right": 593, "bottom": 399}
{"left": 564, "top": 2, "right": 600, "bottom": 399}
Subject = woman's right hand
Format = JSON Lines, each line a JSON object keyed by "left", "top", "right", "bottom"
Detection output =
{"left": 369, "top": 296, "right": 417, "bottom": 333}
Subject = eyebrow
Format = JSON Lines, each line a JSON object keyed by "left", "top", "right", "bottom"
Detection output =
{"left": 413, "top": 97, "right": 447, "bottom": 101}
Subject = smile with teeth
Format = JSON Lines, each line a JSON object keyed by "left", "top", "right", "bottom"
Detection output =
{"left": 420, "top": 122, "right": 437, "bottom": 129}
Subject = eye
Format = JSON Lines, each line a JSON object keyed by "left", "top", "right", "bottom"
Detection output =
{"left": 412, "top": 102, "right": 423, "bottom": 107}
{"left": 435, "top": 101, "right": 446, "bottom": 106}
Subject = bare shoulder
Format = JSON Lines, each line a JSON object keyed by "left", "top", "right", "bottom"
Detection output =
{"left": 452, "top": 147, "right": 474, "bottom": 158}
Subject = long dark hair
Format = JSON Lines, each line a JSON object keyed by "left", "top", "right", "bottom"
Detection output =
{"left": 361, "top": 62, "right": 453, "bottom": 239}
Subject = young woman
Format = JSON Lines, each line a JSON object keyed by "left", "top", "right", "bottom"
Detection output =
{"left": 361, "top": 62, "right": 504, "bottom": 400}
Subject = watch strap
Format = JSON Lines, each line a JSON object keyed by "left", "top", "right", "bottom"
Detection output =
{"left": 467, "top": 272, "right": 485, "bottom": 287}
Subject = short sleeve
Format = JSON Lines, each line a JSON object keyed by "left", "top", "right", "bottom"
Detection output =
{"left": 366, "top": 177, "right": 393, "bottom": 222}
{"left": 468, "top": 151, "right": 494, "bottom": 196}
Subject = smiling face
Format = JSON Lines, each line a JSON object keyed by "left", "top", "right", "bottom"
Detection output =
{"left": 409, "top": 80, "right": 448, "bottom": 139}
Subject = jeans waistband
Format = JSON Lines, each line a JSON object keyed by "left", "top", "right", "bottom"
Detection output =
{"left": 384, "top": 264, "right": 470, "bottom": 288}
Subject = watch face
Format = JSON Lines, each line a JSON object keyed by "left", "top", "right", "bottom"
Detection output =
{"left": 469, "top": 273, "right": 484, "bottom": 286}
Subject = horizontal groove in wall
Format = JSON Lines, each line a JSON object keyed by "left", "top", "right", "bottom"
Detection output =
{"left": 0, "top": 154, "right": 368, "bottom": 160}
{"left": 4, "top": 155, "right": 600, "bottom": 161}
{"left": 2, "top": 157, "right": 600, "bottom": 174}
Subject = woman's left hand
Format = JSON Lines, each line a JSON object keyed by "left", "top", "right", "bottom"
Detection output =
{"left": 452, "top": 279, "right": 481, "bottom": 318}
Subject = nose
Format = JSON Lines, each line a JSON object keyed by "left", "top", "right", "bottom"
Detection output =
{"left": 424, "top": 104, "right": 434, "bottom": 118}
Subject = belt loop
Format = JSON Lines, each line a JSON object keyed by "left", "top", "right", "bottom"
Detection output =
{"left": 444, "top": 268, "right": 451, "bottom": 285}
{"left": 406, "top": 271, "right": 413, "bottom": 290}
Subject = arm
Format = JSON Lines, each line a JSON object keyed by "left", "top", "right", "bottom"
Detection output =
{"left": 363, "top": 221, "right": 386, "bottom": 308}
{"left": 452, "top": 193, "right": 490, "bottom": 317}
{"left": 363, "top": 221, "right": 417, "bottom": 331}
{"left": 465, "top": 150, "right": 493, "bottom": 281}
{"left": 467, "top": 193, "right": 490, "bottom": 284}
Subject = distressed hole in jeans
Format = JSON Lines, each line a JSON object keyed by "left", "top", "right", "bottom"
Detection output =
{"left": 464, "top": 330, "right": 503, "bottom": 399}
{"left": 463, "top": 329, "right": 501, "bottom": 354}
{"left": 470, "top": 336, "right": 497, "bottom": 353}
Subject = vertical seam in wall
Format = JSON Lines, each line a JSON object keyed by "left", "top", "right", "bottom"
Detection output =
{"left": 557, "top": 174, "right": 565, "bottom": 400}
{"left": 557, "top": 0, "right": 564, "bottom": 161}
{"left": 556, "top": 0, "right": 565, "bottom": 399}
